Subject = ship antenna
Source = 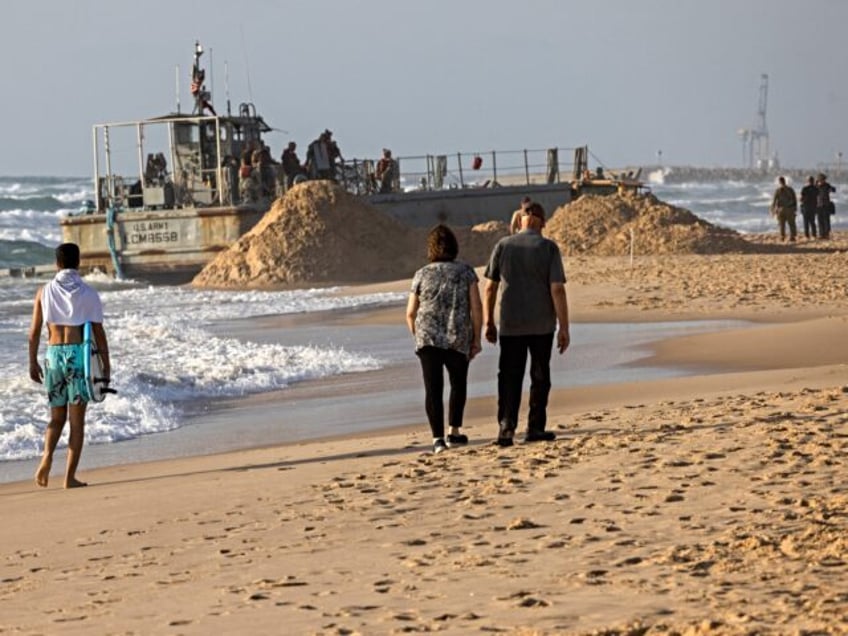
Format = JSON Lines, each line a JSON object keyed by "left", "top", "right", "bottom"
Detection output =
{"left": 240, "top": 25, "right": 254, "bottom": 103}
{"left": 225, "top": 60, "right": 232, "bottom": 116}
{"left": 175, "top": 64, "right": 181, "bottom": 114}
{"left": 208, "top": 47, "right": 214, "bottom": 109}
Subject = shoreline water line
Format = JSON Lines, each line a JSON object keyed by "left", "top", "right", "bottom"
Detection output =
{"left": 0, "top": 314, "right": 749, "bottom": 485}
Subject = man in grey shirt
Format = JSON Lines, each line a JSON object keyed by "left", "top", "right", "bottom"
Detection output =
{"left": 483, "top": 201, "right": 570, "bottom": 446}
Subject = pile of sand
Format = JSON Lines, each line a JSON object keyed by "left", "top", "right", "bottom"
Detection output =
{"left": 192, "top": 182, "right": 507, "bottom": 289}
{"left": 193, "top": 183, "right": 767, "bottom": 288}
{"left": 545, "top": 190, "right": 753, "bottom": 256}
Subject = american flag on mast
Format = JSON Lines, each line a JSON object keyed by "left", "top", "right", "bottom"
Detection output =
{"left": 190, "top": 70, "right": 204, "bottom": 96}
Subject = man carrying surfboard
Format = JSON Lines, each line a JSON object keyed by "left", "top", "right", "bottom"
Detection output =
{"left": 28, "top": 243, "right": 111, "bottom": 489}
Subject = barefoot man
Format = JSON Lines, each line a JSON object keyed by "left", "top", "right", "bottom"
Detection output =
{"left": 28, "top": 243, "right": 110, "bottom": 488}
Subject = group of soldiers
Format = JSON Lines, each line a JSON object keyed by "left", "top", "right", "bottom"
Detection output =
{"left": 770, "top": 173, "right": 836, "bottom": 241}
{"left": 187, "top": 42, "right": 395, "bottom": 203}
{"left": 277, "top": 130, "right": 345, "bottom": 190}
{"left": 237, "top": 132, "right": 399, "bottom": 203}
{"left": 188, "top": 42, "right": 397, "bottom": 203}
{"left": 236, "top": 130, "right": 346, "bottom": 203}
{"left": 230, "top": 131, "right": 336, "bottom": 203}
{"left": 235, "top": 143, "right": 278, "bottom": 204}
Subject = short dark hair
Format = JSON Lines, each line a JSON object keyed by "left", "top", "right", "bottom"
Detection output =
{"left": 524, "top": 201, "right": 546, "bottom": 221}
{"left": 55, "top": 243, "right": 81, "bottom": 269}
{"left": 427, "top": 224, "right": 459, "bottom": 262}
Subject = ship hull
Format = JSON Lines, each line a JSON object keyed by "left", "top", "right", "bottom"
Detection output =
{"left": 60, "top": 205, "right": 267, "bottom": 284}
{"left": 367, "top": 182, "right": 576, "bottom": 227}
{"left": 60, "top": 182, "right": 586, "bottom": 284}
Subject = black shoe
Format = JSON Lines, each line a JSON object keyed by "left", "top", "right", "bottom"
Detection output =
{"left": 433, "top": 438, "right": 448, "bottom": 454}
{"left": 496, "top": 422, "right": 515, "bottom": 447}
{"left": 446, "top": 433, "right": 468, "bottom": 447}
{"left": 525, "top": 430, "right": 556, "bottom": 443}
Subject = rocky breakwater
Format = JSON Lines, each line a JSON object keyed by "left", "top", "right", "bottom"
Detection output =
{"left": 652, "top": 165, "right": 848, "bottom": 184}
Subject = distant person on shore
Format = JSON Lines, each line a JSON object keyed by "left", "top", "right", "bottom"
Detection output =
{"left": 484, "top": 202, "right": 570, "bottom": 447}
{"left": 509, "top": 196, "right": 532, "bottom": 234}
{"left": 799, "top": 176, "right": 819, "bottom": 239}
{"left": 406, "top": 225, "right": 482, "bottom": 454}
{"left": 770, "top": 176, "right": 797, "bottom": 242}
{"left": 28, "top": 243, "right": 110, "bottom": 489}
{"left": 815, "top": 173, "right": 835, "bottom": 240}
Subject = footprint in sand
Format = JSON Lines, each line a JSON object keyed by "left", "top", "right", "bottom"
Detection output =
{"left": 506, "top": 517, "right": 542, "bottom": 530}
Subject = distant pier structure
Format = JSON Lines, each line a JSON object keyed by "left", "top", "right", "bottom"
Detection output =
{"left": 645, "top": 72, "right": 844, "bottom": 184}
{"left": 737, "top": 74, "right": 771, "bottom": 170}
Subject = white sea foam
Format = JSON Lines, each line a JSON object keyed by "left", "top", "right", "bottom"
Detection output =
{"left": 55, "top": 189, "right": 91, "bottom": 204}
{"left": 646, "top": 167, "right": 669, "bottom": 184}
{"left": 0, "top": 208, "right": 66, "bottom": 245}
{"left": 0, "top": 283, "right": 405, "bottom": 462}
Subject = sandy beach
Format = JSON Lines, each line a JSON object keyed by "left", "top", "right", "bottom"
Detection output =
{"left": 2, "top": 232, "right": 846, "bottom": 635}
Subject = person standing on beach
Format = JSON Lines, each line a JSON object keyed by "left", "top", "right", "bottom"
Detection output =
{"left": 28, "top": 243, "right": 110, "bottom": 489}
{"left": 815, "top": 173, "right": 836, "bottom": 240}
{"left": 770, "top": 176, "right": 797, "bottom": 242}
{"left": 483, "top": 201, "right": 570, "bottom": 447}
{"left": 509, "top": 196, "right": 532, "bottom": 234}
{"left": 799, "top": 176, "right": 819, "bottom": 239}
{"left": 406, "top": 225, "right": 482, "bottom": 454}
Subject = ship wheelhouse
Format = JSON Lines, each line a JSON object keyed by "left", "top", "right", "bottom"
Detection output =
{"left": 92, "top": 103, "right": 272, "bottom": 213}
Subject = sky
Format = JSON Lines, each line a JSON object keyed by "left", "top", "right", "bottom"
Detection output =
{"left": 1, "top": 0, "right": 846, "bottom": 176}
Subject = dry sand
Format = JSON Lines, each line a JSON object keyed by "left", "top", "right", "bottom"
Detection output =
{"left": 2, "top": 229, "right": 847, "bottom": 634}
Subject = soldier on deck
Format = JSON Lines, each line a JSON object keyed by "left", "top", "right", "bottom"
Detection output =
{"left": 375, "top": 148, "right": 397, "bottom": 193}
{"left": 281, "top": 142, "right": 303, "bottom": 191}
{"left": 305, "top": 132, "right": 331, "bottom": 180}
{"left": 239, "top": 153, "right": 260, "bottom": 203}
{"left": 190, "top": 41, "right": 216, "bottom": 116}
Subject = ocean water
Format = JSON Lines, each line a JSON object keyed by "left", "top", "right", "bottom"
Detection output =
{"left": 0, "top": 173, "right": 842, "bottom": 467}
{"left": 648, "top": 169, "right": 844, "bottom": 234}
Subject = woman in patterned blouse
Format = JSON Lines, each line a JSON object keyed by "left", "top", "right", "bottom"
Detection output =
{"left": 406, "top": 225, "right": 483, "bottom": 454}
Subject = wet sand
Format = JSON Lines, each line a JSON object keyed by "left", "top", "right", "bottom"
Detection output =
{"left": 1, "top": 233, "right": 846, "bottom": 634}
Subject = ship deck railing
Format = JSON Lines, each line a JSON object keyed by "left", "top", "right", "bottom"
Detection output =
{"left": 337, "top": 146, "right": 581, "bottom": 196}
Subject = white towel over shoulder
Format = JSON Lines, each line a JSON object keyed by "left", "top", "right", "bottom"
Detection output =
{"left": 42, "top": 269, "right": 104, "bottom": 326}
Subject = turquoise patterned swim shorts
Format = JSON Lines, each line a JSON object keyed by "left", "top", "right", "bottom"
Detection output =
{"left": 45, "top": 344, "right": 88, "bottom": 407}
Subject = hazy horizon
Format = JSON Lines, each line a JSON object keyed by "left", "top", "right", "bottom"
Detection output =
{"left": 1, "top": 0, "right": 846, "bottom": 176}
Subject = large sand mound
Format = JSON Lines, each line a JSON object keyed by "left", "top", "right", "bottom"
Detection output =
{"left": 545, "top": 191, "right": 753, "bottom": 256}
{"left": 192, "top": 182, "right": 507, "bottom": 289}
